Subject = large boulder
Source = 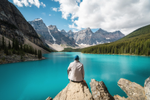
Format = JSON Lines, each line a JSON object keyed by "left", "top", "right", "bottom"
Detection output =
{"left": 144, "top": 77, "right": 150, "bottom": 100}
{"left": 90, "top": 79, "right": 114, "bottom": 100}
{"left": 53, "top": 81, "right": 93, "bottom": 100}
{"left": 114, "top": 78, "right": 146, "bottom": 100}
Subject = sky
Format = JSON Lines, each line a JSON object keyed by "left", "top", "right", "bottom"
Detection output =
{"left": 8, "top": 0, "right": 150, "bottom": 35}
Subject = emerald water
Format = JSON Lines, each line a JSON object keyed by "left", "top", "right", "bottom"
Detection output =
{"left": 0, "top": 52, "right": 150, "bottom": 100}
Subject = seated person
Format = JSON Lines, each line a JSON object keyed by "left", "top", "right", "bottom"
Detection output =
{"left": 67, "top": 55, "right": 85, "bottom": 83}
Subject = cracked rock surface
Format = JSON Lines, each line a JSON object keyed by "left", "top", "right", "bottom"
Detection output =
{"left": 53, "top": 81, "right": 93, "bottom": 100}
{"left": 90, "top": 79, "right": 114, "bottom": 100}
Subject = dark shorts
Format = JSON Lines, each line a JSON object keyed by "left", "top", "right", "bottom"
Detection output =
{"left": 70, "top": 80, "right": 83, "bottom": 83}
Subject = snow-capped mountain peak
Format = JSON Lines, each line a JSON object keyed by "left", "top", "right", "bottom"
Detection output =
{"left": 33, "top": 18, "right": 42, "bottom": 21}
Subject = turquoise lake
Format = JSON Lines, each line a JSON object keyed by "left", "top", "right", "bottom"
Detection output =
{"left": 0, "top": 52, "right": 150, "bottom": 100}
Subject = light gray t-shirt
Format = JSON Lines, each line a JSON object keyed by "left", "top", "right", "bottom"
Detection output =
{"left": 68, "top": 60, "right": 84, "bottom": 81}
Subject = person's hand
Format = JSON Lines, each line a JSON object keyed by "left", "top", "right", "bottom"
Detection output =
{"left": 83, "top": 80, "right": 86, "bottom": 83}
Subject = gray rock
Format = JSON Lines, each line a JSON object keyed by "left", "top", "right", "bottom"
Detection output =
{"left": 144, "top": 77, "right": 150, "bottom": 100}
{"left": 90, "top": 79, "right": 114, "bottom": 100}
{"left": 117, "top": 78, "right": 146, "bottom": 100}
{"left": 46, "top": 97, "right": 53, "bottom": 100}
{"left": 53, "top": 81, "right": 93, "bottom": 100}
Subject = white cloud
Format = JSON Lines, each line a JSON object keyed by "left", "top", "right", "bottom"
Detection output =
{"left": 13, "top": 0, "right": 23, "bottom": 7}
{"left": 41, "top": 2, "right": 46, "bottom": 7}
{"left": 54, "top": 0, "right": 150, "bottom": 35}
{"left": 52, "top": 7, "right": 58, "bottom": 12}
{"left": 13, "top": 0, "right": 46, "bottom": 8}
{"left": 49, "top": 14, "right": 51, "bottom": 16}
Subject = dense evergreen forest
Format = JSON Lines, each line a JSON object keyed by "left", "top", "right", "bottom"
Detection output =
{"left": 82, "top": 24, "right": 150, "bottom": 56}
{"left": 0, "top": 36, "right": 42, "bottom": 59}
{"left": 61, "top": 48, "right": 81, "bottom": 52}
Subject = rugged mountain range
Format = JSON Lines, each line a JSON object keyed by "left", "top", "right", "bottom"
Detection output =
{"left": 28, "top": 19, "right": 54, "bottom": 44}
{"left": 0, "top": 0, "right": 44, "bottom": 47}
{"left": 66, "top": 28, "right": 125, "bottom": 45}
{"left": 29, "top": 19, "right": 124, "bottom": 46}
{"left": 29, "top": 19, "right": 76, "bottom": 47}
{"left": 82, "top": 24, "right": 150, "bottom": 55}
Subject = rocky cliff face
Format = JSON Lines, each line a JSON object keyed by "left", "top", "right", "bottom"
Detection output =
{"left": 29, "top": 19, "right": 77, "bottom": 47}
{"left": 46, "top": 77, "right": 150, "bottom": 100}
{"left": 28, "top": 19, "right": 54, "bottom": 44}
{"left": 67, "top": 30, "right": 75, "bottom": 38}
{"left": 48, "top": 25, "right": 76, "bottom": 46}
{"left": 61, "top": 29, "right": 68, "bottom": 36}
{"left": 74, "top": 28, "right": 93, "bottom": 45}
{"left": 0, "top": 0, "right": 44, "bottom": 47}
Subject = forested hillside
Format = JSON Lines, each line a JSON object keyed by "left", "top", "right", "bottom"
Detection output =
{"left": 82, "top": 25, "right": 150, "bottom": 56}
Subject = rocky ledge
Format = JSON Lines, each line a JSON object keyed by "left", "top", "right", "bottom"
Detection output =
{"left": 46, "top": 77, "right": 150, "bottom": 100}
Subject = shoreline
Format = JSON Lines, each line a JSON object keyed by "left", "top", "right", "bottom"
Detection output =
{"left": 0, "top": 52, "right": 47, "bottom": 65}
{"left": 81, "top": 52, "right": 150, "bottom": 57}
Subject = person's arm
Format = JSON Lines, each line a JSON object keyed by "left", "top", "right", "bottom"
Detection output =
{"left": 82, "top": 65, "right": 85, "bottom": 79}
{"left": 67, "top": 63, "right": 72, "bottom": 75}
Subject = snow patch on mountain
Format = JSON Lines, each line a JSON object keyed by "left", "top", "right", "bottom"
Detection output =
{"left": 48, "top": 28, "right": 56, "bottom": 43}
{"left": 33, "top": 18, "right": 42, "bottom": 21}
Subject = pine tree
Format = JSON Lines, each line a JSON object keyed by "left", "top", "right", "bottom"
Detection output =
{"left": 38, "top": 50, "right": 42, "bottom": 59}
{"left": 4, "top": 47, "right": 8, "bottom": 55}
{"left": 20, "top": 43, "right": 22, "bottom": 50}
{"left": 35, "top": 49, "right": 37, "bottom": 56}
{"left": 8, "top": 41, "right": 11, "bottom": 49}
{"left": 13, "top": 38, "right": 15, "bottom": 49}
{"left": 15, "top": 39, "right": 19, "bottom": 50}
{"left": 2, "top": 36, "right": 5, "bottom": 49}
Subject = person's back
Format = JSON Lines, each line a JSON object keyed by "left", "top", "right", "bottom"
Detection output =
{"left": 67, "top": 55, "right": 84, "bottom": 82}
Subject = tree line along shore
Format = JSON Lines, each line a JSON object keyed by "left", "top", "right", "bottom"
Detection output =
{"left": 0, "top": 35, "right": 43, "bottom": 64}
